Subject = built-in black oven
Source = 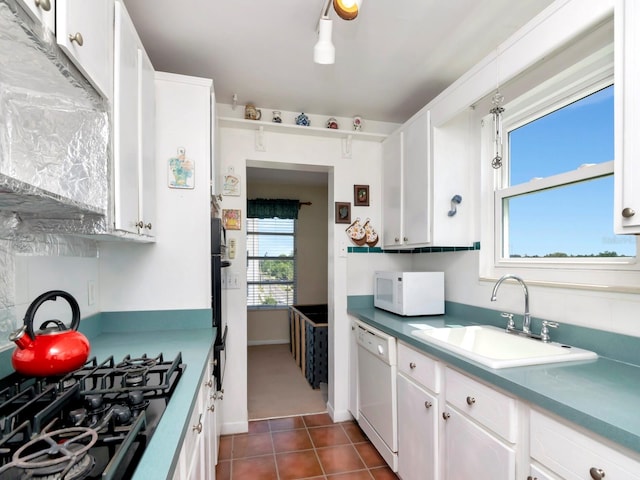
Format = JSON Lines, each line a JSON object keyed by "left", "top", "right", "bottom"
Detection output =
{"left": 211, "top": 217, "right": 229, "bottom": 391}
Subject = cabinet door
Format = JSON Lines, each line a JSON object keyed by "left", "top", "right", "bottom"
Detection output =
{"left": 56, "top": 0, "right": 113, "bottom": 99}
{"left": 113, "top": 1, "right": 140, "bottom": 234}
{"left": 18, "top": 0, "right": 56, "bottom": 33}
{"left": 443, "top": 408, "right": 515, "bottom": 480}
{"left": 138, "top": 46, "right": 156, "bottom": 236}
{"left": 614, "top": 0, "right": 640, "bottom": 233}
{"left": 402, "top": 110, "right": 431, "bottom": 246}
{"left": 397, "top": 374, "right": 438, "bottom": 480}
{"left": 382, "top": 130, "right": 403, "bottom": 248}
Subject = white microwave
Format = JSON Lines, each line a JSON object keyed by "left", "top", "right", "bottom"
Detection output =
{"left": 374, "top": 271, "right": 444, "bottom": 316}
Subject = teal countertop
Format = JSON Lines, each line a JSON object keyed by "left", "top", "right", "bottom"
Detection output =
{"left": 348, "top": 296, "right": 640, "bottom": 456}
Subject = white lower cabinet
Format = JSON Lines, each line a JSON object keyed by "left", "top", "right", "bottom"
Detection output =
{"left": 442, "top": 368, "right": 516, "bottom": 480}
{"left": 376, "top": 335, "right": 640, "bottom": 480}
{"left": 173, "top": 355, "right": 219, "bottom": 480}
{"left": 529, "top": 409, "right": 640, "bottom": 480}
{"left": 443, "top": 409, "right": 515, "bottom": 480}
{"left": 396, "top": 342, "right": 440, "bottom": 480}
{"left": 397, "top": 373, "right": 438, "bottom": 480}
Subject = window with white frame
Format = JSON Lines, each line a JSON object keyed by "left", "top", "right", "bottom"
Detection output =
{"left": 246, "top": 217, "right": 297, "bottom": 308}
{"left": 481, "top": 38, "right": 640, "bottom": 289}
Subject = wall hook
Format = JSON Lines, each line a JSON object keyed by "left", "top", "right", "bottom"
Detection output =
{"left": 448, "top": 195, "right": 462, "bottom": 217}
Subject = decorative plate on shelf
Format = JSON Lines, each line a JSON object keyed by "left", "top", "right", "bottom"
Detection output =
{"left": 295, "top": 113, "right": 310, "bottom": 126}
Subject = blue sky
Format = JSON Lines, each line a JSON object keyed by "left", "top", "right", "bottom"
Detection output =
{"left": 507, "top": 85, "right": 634, "bottom": 257}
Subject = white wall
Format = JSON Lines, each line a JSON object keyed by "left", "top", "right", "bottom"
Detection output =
{"left": 218, "top": 123, "right": 388, "bottom": 432}
{"left": 99, "top": 73, "right": 212, "bottom": 312}
{"left": 10, "top": 255, "right": 100, "bottom": 334}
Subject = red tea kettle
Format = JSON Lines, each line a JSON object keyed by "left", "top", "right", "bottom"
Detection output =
{"left": 9, "top": 290, "right": 90, "bottom": 377}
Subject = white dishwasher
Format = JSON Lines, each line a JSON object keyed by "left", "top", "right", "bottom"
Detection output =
{"left": 355, "top": 321, "right": 398, "bottom": 471}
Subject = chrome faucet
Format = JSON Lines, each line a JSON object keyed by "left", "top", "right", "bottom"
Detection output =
{"left": 490, "top": 274, "right": 531, "bottom": 334}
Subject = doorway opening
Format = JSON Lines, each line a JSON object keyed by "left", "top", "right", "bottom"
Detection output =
{"left": 246, "top": 165, "right": 329, "bottom": 420}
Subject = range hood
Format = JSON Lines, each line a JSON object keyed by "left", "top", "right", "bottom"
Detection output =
{"left": 0, "top": 0, "right": 109, "bottom": 223}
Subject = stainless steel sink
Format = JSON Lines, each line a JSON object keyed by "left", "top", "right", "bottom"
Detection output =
{"left": 411, "top": 325, "right": 597, "bottom": 369}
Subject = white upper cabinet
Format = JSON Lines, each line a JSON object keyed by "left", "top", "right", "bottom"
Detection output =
{"left": 381, "top": 110, "right": 431, "bottom": 248}
{"left": 614, "top": 0, "right": 640, "bottom": 233}
{"left": 381, "top": 129, "right": 403, "bottom": 247}
{"left": 18, "top": 0, "right": 56, "bottom": 33}
{"left": 402, "top": 110, "right": 432, "bottom": 247}
{"left": 138, "top": 47, "right": 156, "bottom": 236}
{"left": 56, "top": 0, "right": 114, "bottom": 100}
{"left": 113, "top": 1, "right": 155, "bottom": 238}
{"left": 429, "top": 109, "right": 474, "bottom": 247}
{"left": 381, "top": 107, "right": 474, "bottom": 249}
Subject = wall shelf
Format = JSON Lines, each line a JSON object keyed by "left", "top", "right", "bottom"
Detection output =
{"left": 218, "top": 116, "right": 387, "bottom": 142}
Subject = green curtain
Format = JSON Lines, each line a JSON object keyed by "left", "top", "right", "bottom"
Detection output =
{"left": 247, "top": 198, "right": 299, "bottom": 219}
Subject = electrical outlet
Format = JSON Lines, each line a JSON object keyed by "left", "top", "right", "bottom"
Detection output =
{"left": 228, "top": 273, "right": 240, "bottom": 289}
{"left": 87, "top": 281, "right": 96, "bottom": 306}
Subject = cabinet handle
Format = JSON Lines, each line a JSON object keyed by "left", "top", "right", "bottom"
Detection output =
{"left": 589, "top": 467, "right": 606, "bottom": 480}
{"left": 409, "top": 362, "right": 416, "bottom": 369}
{"left": 424, "top": 401, "right": 432, "bottom": 409}
{"left": 442, "top": 412, "right": 450, "bottom": 420}
{"left": 68, "top": 32, "right": 84, "bottom": 46}
{"left": 208, "top": 404, "right": 215, "bottom": 412}
{"left": 192, "top": 414, "right": 203, "bottom": 434}
{"left": 394, "top": 237, "right": 400, "bottom": 243}
{"left": 526, "top": 477, "right": 537, "bottom": 480}
{"left": 145, "top": 223, "right": 153, "bottom": 230}
{"left": 34, "top": 0, "right": 51, "bottom": 11}
{"left": 466, "top": 396, "right": 476, "bottom": 406}
{"left": 622, "top": 207, "right": 636, "bottom": 218}
{"left": 403, "top": 236, "right": 408, "bottom": 242}
{"left": 135, "top": 221, "right": 144, "bottom": 229}
{"left": 204, "top": 379, "right": 213, "bottom": 388}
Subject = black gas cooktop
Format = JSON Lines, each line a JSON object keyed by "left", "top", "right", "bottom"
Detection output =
{"left": 0, "top": 352, "right": 184, "bottom": 480}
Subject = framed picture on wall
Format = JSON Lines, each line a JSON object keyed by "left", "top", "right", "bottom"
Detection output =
{"left": 222, "top": 209, "right": 241, "bottom": 230}
{"left": 354, "top": 185, "right": 369, "bottom": 206}
{"left": 335, "top": 202, "right": 351, "bottom": 224}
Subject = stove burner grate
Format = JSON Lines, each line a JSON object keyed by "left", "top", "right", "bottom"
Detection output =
{"left": 0, "top": 423, "right": 97, "bottom": 479}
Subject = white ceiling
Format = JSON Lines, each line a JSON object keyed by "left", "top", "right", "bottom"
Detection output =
{"left": 123, "top": 0, "right": 555, "bottom": 124}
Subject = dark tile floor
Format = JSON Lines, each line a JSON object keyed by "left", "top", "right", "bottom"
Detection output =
{"left": 215, "top": 413, "right": 399, "bottom": 480}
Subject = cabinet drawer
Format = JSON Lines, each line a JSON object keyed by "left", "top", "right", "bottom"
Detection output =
{"left": 398, "top": 342, "right": 440, "bottom": 393}
{"left": 530, "top": 409, "right": 640, "bottom": 480}
{"left": 445, "top": 367, "right": 516, "bottom": 443}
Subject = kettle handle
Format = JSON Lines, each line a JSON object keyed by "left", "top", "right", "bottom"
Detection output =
{"left": 24, "top": 290, "right": 81, "bottom": 340}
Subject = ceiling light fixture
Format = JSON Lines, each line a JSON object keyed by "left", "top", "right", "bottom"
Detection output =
{"left": 314, "top": 16, "right": 335, "bottom": 64}
{"left": 333, "top": 0, "right": 362, "bottom": 20}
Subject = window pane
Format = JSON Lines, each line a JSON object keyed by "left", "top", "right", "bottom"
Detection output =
{"left": 508, "top": 85, "right": 614, "bottom": 185}
{"left": 246, "top": 217, "right": 296, "bottom": 308}
{"left": 504, "top": 176, "right": 634, "bottom": 258}
{"left": 247, "top": 283, "right": 295, "bottom": 307}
